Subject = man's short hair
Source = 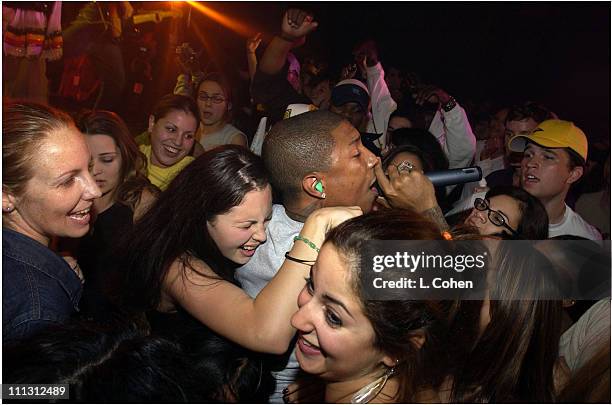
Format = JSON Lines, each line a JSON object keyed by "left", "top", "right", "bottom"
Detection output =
{"left": 505, "top": 101, "right": 555, "bottom": 125}
{"left": 262, "top": 110, "right": 343, "bottom": 202}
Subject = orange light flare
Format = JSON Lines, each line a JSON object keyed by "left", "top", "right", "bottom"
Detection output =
{"left": 185, "top": 1, "right": 256, "bottom": 38}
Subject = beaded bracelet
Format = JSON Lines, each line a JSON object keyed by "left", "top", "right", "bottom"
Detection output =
{"left": 293, "top": 236, "right": 320, "bottom": 252}
{"left": 285, "top": 252, "right": 316, "bottom": 266}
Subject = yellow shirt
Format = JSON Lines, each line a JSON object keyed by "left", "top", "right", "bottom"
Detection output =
{"left": 140, "top": 144, "right": 194, "bottom": 191}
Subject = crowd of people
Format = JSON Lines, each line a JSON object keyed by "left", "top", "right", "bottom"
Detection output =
{"left": 3, "top": 4, "right": 610, "bottom": 404}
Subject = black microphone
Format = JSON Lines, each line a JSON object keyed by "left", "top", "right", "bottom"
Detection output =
{"left": 425, "top": 166, "right": 482, "bottom": 187}
{"left": 375, "top": 166, "right": 482, "bottom": 194}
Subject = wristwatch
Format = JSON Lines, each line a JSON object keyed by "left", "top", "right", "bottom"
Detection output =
{"left": 442, "top": 96, "right": 457, "bottom": 112}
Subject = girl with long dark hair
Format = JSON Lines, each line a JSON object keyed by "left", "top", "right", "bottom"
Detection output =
{"left": 119, "top": 145, "right": 360, "bottom": 355}
{"left": 289, "top": 210, "right": 485, "bottom": 403}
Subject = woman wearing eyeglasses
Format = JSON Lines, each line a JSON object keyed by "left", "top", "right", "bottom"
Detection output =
{"left": 195, "top": 72, "right": 248, "bottom": 150}
{"left": 464, "top": 185, "right": 549, "bottom": 239}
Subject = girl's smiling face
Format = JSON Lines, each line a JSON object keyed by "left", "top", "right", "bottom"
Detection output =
{"left": 148, "top": 109, "right": 198, "bottom": 168}
{"left": 290, "top": 242, "right": 394, "bottom": 381}
{"left": 206, "top": 185, "right": 273, "bottom": 265}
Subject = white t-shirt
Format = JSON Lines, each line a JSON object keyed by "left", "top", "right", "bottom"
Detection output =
{"left": 235, "top": 204, "right": 303, "bottom": 403}
{"left": 558, "top": 299, "right": 610, "bottom": 372}
{"left": 199, "top": 123, "right": 247, "bottom": 150}
{"left": 549, "top": 204, "right": 602, "bottom": 240}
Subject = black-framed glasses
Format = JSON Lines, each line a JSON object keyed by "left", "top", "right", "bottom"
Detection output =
{"left": 474, "top": 198, "right": 519, "bottom": 236}
{"left": 197, "top": 93, "right": 226, "bottom": 104}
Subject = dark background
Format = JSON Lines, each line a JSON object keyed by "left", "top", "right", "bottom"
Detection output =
{"left": 59, "top": 2, "right": 610, "bottom": 142}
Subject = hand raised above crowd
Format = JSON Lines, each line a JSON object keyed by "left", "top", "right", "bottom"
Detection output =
{"left": 280, "top": 8, "right": 318, "bottom": 45}
{"left": 352, "top": 39, "right": 379, "bottom": 68}
{"left": 412, "top": 84, "right": 452, "bottom": 106}
{"left": 246, "top": 32, "right": 262, "bottom": 54}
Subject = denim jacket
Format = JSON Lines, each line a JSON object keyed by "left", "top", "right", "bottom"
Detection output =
{"left": 3, "top": 228, "right": 82, "bottom": 344}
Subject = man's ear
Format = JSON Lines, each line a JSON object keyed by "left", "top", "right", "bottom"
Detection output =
{"left": 302, "top": 173, "right": 326, "bottom": 199}
{"left": 148, "top": 115, "right": 156, "bottom": 133}
{"left": 2, "top": 185, "right": 18, "bottom": 211}
{"left": 566, "top": 165, "right": 584, "bottom": 185}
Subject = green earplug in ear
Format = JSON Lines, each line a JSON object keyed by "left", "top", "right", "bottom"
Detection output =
{"left": 314, "top": 181, "right": 324, "bottom": 193}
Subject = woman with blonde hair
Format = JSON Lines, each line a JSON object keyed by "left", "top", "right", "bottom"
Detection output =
{"left": 3, "top": 101, "right": 101, "bottom": 342}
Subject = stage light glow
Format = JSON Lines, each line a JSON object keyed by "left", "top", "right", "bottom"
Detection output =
{"left": 185, "top": 1, "right": 254, "bottom": 37}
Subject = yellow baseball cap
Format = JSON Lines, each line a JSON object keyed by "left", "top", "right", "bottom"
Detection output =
{"left": 508, "top": 119, "right": 588, "bottom": 161}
